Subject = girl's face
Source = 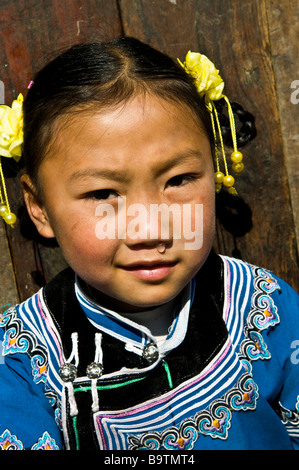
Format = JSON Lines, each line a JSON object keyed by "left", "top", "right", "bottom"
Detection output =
{"left": 24, "top": 94, "right": 215, "bottom": 311}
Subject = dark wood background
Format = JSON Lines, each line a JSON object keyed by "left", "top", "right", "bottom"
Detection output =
{"left": 0, "top": 0, "right": 298, "bottom": 307}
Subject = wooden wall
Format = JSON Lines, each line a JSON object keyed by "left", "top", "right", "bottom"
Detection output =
{"left": 0, "top": 0, "right": 298, "bottom": 307}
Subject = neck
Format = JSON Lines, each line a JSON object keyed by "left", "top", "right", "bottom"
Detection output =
{"left": 82, "top": 280, "right": 180, "bottom": 337}
{"left": 119, "top": 297, "right": 179, "bottom": 336}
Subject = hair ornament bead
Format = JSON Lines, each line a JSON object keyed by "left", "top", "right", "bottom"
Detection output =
{"left": 178, "top": 52, "right": 244, "bottom": 195}
{"left": 0, "top": 93, "right": 23, "bottom": 226}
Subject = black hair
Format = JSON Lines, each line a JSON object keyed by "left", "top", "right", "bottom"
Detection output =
{"left": 23, "top": 37, "right": 255, "bottom": 188}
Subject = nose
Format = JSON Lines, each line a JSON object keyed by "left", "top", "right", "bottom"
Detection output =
{"left": 119, "top": 199, "right": 177, "bottom": 248}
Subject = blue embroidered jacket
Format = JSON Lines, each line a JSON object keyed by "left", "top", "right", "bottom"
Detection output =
{"left": 1, "top": 253, "right": 299, "bottom": 450}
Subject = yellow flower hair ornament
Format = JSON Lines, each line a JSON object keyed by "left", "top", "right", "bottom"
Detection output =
{"left": 178, "top": 52, "right": 244, "bottom": 195}
{"left": 0, "top": 93, "right": 23, "bottom": 226}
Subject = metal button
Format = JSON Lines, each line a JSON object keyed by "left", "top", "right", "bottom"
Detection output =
{"left": 59, "top": 363, "right": 77, "bottom": 382}
{"left": 142, "top": 343, "right": 159, "bottom": 362}
{"left": 86, "top": 362, "right": 104, "bottom": 379}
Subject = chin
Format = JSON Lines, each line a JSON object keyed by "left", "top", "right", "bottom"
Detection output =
{"left": 124, "top": 288, "right": 184, "bottom": 311}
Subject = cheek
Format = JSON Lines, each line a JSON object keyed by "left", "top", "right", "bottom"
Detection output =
{"left": 188, "top": 180, "right": 215, "bottom": 237}
{"left": 60, "top": 231, "right": 119, "bottom": 284}
{"left": 50, "top": 210, "right": 117, "bottom": 268}
{"left": 180, "top": 188, "right": 215, "bottom": 263}
{"left": 202, "top": 194, "right": 216, "bottom": 250}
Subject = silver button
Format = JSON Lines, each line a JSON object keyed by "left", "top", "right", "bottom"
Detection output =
{"left": 142, "top": 343, "right": 159, "bottom": 362}
{"left": 86, "top": 362, "right": 104, "bottom": 379}
{"left": 59, "top": 363, "right": 77, "bottom": 382}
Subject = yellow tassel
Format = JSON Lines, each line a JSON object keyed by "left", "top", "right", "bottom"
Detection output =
{"left": 0, "top": 93, "right": 23, "bottom": 227}
{"left": 178, "top": 52, "right": 243, "bottom": 194}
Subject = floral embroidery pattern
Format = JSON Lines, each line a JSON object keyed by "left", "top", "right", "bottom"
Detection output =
{"left": 128, "top": 364, "right": 258, "bottom": 450}
{"left": 0, "top": 307, "right": 48, "bottom": 384}
{"left": 0, "top": 429, "right": 60, "bottom": 450}
{"left": 279, "top": 402, "right": 299, "bottom": 426}
{"left": 239, "top": 267, "right": 280, "bottom": 362}
{"left": 0, "top": 429, "right": 23, "bottom": 450}
{"left": 128, "top": 264, "right": 280, "bottom": 450}
{"left": 277, "top": 395, "right": 299, "bottom": 439}
{"left": 31, "top": 431, "right": 60, "bottom": 450}
{"left": 129, "top": 425, "right": 198, "bottom": 451}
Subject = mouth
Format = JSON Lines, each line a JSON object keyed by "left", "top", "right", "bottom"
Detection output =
{"left": 121, "top": 260, "right": 178, "bottom": 282}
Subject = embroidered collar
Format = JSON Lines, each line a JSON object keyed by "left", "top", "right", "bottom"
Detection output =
{"left": 74, "top": 276, "right": 196, "bottom": 359}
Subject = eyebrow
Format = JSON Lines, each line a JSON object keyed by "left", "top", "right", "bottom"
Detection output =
{"left": 68, "top": 149, "right": 204, "bottom": 183}
{"left": 68, "top": 168, "right": 130, "bottom": 184}
{"left": 155, "top": 150, "right": 204, "bottom": 176}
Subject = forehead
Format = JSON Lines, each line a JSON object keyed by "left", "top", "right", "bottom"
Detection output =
{"left": 41, "top": 94, "right": 212, "bottom": 177}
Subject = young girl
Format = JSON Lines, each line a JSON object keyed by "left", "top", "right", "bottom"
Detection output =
{"left": 0, "top": 37, "right": 299, "bottom": 451}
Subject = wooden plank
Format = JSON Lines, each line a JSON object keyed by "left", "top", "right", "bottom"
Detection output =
{"left": 0, "top": 219, "right": 19, "bottom": 308}
{"left": 0, "top": 0, "right": 123, "bottom": 100}
{"left": 265, "top": 0, "right": 299, "bottom": 254}
{"left": 119, "top": 0, "right": 299, "bottom": 289}
{"left": 0, "top": 0, "right": 123, "bottom": 301}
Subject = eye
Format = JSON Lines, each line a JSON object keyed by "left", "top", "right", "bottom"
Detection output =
{"left": 86, "top": 189, "right": 119, "bottom": 201}
{"left": 166, "top": 174, "right": 196, "bottom": 188}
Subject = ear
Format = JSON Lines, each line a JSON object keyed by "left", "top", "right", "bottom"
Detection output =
{"left": 20, "top": 174, "right": 55, "bottom": 239}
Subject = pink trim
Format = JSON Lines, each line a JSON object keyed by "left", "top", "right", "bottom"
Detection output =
{"left": 223, "top": 258, "right": 231, "bottom": 324}
{"left": 37, "top": 293, "right": 64, "bottom": 365}
{"left": 95, "top": 338, "right": 232, "bottom": 449}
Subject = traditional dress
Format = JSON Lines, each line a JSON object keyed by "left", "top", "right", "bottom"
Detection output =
{"left": 1, "top": 252, "right": 299, "bottom": 450}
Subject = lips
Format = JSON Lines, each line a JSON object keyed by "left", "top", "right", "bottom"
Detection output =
{"left": 121, "top": 261, "right": 178, "bottom": 282}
